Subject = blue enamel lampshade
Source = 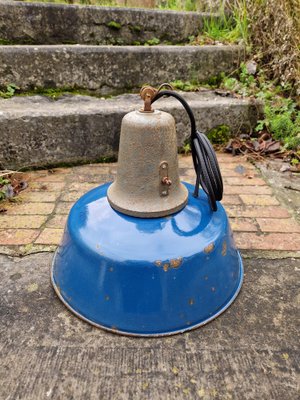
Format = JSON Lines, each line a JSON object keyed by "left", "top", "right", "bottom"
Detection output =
{"left": 51, "top": 183, "right": 243, "bottom": 336}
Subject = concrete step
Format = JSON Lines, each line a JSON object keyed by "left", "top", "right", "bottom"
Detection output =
{"left": 0, "top": 1, "right": 218, "bottom": 45}
{"left": 0, "top": 45, "right": 242, "bottom": 93}
{"left": 0, "top": 91, "right": 262, "bottom": 169}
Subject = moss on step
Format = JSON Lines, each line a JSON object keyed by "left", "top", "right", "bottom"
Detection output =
{"left": 0, "top": 38, "right": 14, "bottom": 45}
{"left": 1, "top": 86, "right": 131, "bottom": 100}
{"left": 0, "top": 37, "right": 37, "bottom": 45}
{"left": 107, "top": 21, "right": 122, "bottom": 30}
{"left": 170, "top": 75, "right": 224, "bottom": 92}
{"left": 145, "top": 37, "right": 160, "bottom": 46}
{"left": 128, "top": 25, "right": 142, "bottom": 33}
{"left": 0, "top": 75, "right": 226, "bottom": 100}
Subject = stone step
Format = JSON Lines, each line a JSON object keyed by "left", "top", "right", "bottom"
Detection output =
{"left": 0, "top": 45, "right": 242, "bottom": 93}
{"left": 0, "top": 91, "right": 263, "bottom": 169}
{"left": 0, "top": 1, "right": 218, "bottom": 45}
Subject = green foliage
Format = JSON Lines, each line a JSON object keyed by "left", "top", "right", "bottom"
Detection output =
{"left": 232, "top": 1, "right": 248, "bottom": 44}
{"left": 221, "top": 63, "right": 256, "bottom": 96}
{"left": 203, "top": 15, "right": 234, "bottom": 42}
{"left": 182, "top": 142, "right": 191, "bottom": 154}
{"left": 26, "top": 87, "right": 84, "bottom": 99}
{"left": 146, "top": 37, "right": 160, "bottom": 46}
{"left": 0, "top": 38, "right": 13, "bottom": 45}
{"left": 171, "top": 76, "right": 225, "bottom": 91}
{"left": 158, "top": 0, "right": 197, "bottom": 11}
{"left": 113, "top": 38, "right": 124, "bottom": 45}
{"left": 107, "top": 21, "right": 121, "bottom": 30}
{"left": 171, "top": 79, "right": 199, "bottom": 91}
{"left": 205, "top": 74, "right": 223, "bottom": 87}
{"left": 0, "top": 178, "right": 10, "bottom": 185}
{"left": 0, "top": 177, "right": 10, "bottom": 201}
{"left": 219, "top": 61, "right": 300, "bottom": 150}
{"left": 0, "top": 84, "right": 20, "bottom": 98}
{"left": 0, "top": 85, "right": 132, "bottom": 100}
{"left": 129, "top": 25, "right": 141, "bottom": 33}
{"left": 256, "top": 100, "right": 300, "bottom": 149}
{"left": 183, "top": 0, "right": 197, "bottom": 11}
{"left": 0, "top": 190, "right": 6, "bottom": 201}
{"left": 178, "top": 139, "right": 191, "bottom": 155}
{"left": 207, "top": 125, "right": 231, "bottom": 145}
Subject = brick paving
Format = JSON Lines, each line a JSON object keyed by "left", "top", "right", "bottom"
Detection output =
{"left": 1, "top": 153, "right": 299, "bottom": 255}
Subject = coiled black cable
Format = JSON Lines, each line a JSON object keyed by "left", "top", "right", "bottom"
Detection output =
{"left": 151, "top": 90, "right": 223, "bottom": 212}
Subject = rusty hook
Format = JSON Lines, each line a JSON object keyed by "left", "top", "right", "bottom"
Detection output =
{"left": 140, "top": 83, "right": 174, "bottom": 112}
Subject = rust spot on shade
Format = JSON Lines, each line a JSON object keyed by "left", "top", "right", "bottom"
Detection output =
{"left": 204, "top": 243, "right": 215, "bottom": 254}
{"left": 189, "top": 298, "right": 194, "bottom": 306}
{"left": 170, "top": 257, "right": 183, "bottom": 269}
{"left": 109, "top": 267, "right": 114, "bottom": 272}
{"left": 154, "top": 258, "right": 182, "bottom": 271}
{"left": 163, "top": 263, "right": 169, "bottom": 272}
{"left": 222, "top": 240, "right": 227, "bottom": 256}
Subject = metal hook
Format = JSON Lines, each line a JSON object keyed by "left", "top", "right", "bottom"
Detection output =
{"left": 140, "top": 83, "right": 174, "bottom": 112}
{"left": 157, "top": 83, "right": 174, "bottom": 92}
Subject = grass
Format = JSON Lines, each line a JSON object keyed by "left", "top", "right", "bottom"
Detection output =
{"left": 203, "top": 5, "right": 247, "bottom": 44}
{"left": 158, "top": 0, "right": 197, "bottom": 11}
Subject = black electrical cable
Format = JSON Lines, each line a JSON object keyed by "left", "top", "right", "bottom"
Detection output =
{"left": 151, "top": 90, "right": 223, "bottom": 212}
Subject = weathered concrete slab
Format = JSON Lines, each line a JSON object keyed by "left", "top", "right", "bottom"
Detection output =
{"left": 0, "top": 91, "right": 262, "bottom": 169}
{"left": 0, "top": 1, "right": 217, "bottom": 45}
{"left": 0, "top": 253, "right": 299, "bottom": 399}
{"left": 257, "top": 160, "right": 300, "bottom": 221}
{"left": 0, "top": 44, "right": 242, "bottom": 92}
